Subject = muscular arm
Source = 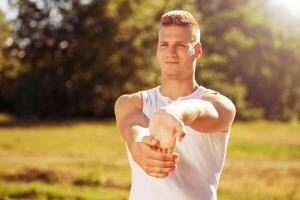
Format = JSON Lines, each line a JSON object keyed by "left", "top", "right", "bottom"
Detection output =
{"left": 150, "top": 93, "right": 236, "bottom": 150}
{"left": 167, "top": 93, "right": 236, "bottom": 133}
{"left": 114, "top": 93, "right": 149, "bottom": 146}
{"left": 114, "top": 93, "right": 178, "bottom": 178}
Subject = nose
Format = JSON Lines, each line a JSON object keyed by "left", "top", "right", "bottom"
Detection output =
{"left": 166, "top": 45, "right": 178, "bottom": 58}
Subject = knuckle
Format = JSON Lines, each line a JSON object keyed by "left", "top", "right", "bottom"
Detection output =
{"left": 149, "top": 173, "right": 159, "bottom": 178}
{"left": 156, "top": 168, "right": 162, "bottom": 173}
{"left": 144, "top": 161, "right": 150, "bottom": 168}
{"left": 145, "top": 152, "right": 151, "bottom": 158}
{"left": 164, "top": 161, "right": 171, "bottom": 167}
{"left": 144, "top": 166, "right": 151, "bottom": 172}
{"left": 159, "top": 168, "right": 168, "bottom": 173}
{"left": 159, "top": 154, "right": 166, "bottom": 160}
{"left": 156, "top": 174, "right": 163, "bottom": 178}
{"left": 159, "top": 173, "right": 168, "bottom": 178}
{"left": 142, "top": 162, "right": 148, "bottom": 170}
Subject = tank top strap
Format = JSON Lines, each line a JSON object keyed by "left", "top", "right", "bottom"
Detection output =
{"left": 139, "top": 87, "right": 159, "bottom": 119}
{"left": 196, "top": 86, "right": 219, "bottom": 99}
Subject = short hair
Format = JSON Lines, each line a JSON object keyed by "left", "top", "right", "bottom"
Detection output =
{"left": 160, "top": 10, "right": 200, "bottom": 43}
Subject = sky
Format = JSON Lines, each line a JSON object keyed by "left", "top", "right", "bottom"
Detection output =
{"left": 269, "top": 0, "right": 300, "bottom": 18}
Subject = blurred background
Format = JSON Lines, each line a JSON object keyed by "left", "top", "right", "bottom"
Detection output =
{"left": 0, "top": 0, "right": 299, "bottom": 199}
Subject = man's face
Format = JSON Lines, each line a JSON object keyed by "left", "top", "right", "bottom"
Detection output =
{"left": 156, "top": 25, "right": 201, "bottom": 81}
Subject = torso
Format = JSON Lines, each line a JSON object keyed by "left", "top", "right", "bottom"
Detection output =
{"left": 126, "top": 86, "right": 230, "bottom": 200}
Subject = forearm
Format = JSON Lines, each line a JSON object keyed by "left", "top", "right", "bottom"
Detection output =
{"left": 156, "top": 95, "right": 235, "bottom": 133}
{"left": 114, "top": 93, "right": 149, "bottom": 150}
{"left": 121, "top": 125, "right": 148, "bottom": 151}
{"left": 162, "top": 99, "right": 219, "bottom": 125}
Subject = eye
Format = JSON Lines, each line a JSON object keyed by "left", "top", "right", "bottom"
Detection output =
{"left": 176, "top": 44, "right": 186, "bottom": 48}
{"left": 160, "top": 43, "right": 167, "bottom": 47}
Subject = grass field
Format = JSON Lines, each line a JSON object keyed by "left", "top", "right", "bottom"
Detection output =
{"left": 0, "top": 116, "right": 299, "bottom": 200}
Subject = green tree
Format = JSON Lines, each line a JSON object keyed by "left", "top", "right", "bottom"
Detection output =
{"left": 3, "top": 0, "right": 190, "bottom": 117}
{"left": 195, "top": 0, "right": 300, "bottom": 120}
{"left": 0, "top": 10, "right": 20, "bottom": 112}
{"left": 2, "top": 0, "right": 299, "bottom": 120}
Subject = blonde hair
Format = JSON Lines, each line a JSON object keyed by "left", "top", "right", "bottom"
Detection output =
{"left": 161, "top": 10, "right": 200, "bottom": 43}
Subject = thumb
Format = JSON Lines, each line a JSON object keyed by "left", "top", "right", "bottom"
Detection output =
{"left": 174, "top": 124, "right": 186, "bottom": 142}
{"left": 177, "top": 131, "right": 186, "bottom": 142}
{"left": 142, "top": 135, "right": 159, "bottom": 146}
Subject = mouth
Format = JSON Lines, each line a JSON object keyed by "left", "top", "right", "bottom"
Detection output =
{"left": 165, "top": 61, "right": 179, "bottom": 64}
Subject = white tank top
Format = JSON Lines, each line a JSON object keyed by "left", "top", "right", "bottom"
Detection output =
{"left": 126, "top": 86, "right": 230, "bottom": 200}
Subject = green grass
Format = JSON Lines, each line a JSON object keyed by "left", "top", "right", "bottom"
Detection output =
{"left": 0, "top": 118, "right": 299, "bottom": 200}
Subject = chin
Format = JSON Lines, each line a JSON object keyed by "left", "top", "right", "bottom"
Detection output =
{"left": 165, "top": 74, "right": 180, "bottom": 80}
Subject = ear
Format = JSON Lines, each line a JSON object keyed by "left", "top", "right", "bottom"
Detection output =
{"left": 194, "top": 42, "right": 202, "bottom": 58}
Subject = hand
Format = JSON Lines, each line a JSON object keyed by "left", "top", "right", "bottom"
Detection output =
{"left": 128, "top": 135, "right": 179, "bottom": 178}
{"left": 149, "top": 109, "right": 186, "bottom": 153}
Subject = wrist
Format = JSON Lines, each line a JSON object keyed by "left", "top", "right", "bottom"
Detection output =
{"left": 126, "top": 139, "right": 136, "bottom": 153}
{"left": 126, "top": 125, "right": 148, "bottom": 151}
{"left": 163, "top": 103, "right": 197, "bottom": 125}
{"left": 161, "top": 105, "right": 185, "bottom": 123}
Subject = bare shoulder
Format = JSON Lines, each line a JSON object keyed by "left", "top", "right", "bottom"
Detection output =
{"left": 202, "top": 92, "right": 236, "bottom": 118}
{"left": 114, "top": 92, "right": 143, "bottom": 114}
{"left": 114, "top": 92, "right": 148, "bottom": 133}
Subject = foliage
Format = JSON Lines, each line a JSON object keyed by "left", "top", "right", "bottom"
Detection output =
{"left": 0, "top": 10, "right": 20, "bottom": 112}
{"left": 196, "top": 0, "right": 300, "bottom": 120}
{"left": 0, "top": 0, "right": 299, "bottom": 120}
{"left": 2, "top": 0, "right": 165, "bottom": 117}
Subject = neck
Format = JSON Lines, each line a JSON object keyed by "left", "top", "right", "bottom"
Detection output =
{"left": 160, "top": 78, "right": 199, "bottom": 100}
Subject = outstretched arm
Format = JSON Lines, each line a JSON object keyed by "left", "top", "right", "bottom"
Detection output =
{"left": 114, "top": 93, "right": 148, "bottom": 144}
{"left": 149, "top": 93, "right": 236, "bottom": 150}
{"left": 114, "top": 93, "right": 178, "bottom": 178}
{"left": 169, "top": 93, "right": 236, "bottom": 133}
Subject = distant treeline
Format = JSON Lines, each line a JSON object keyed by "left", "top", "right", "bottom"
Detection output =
{"left": 0, "top": 0, "right": 299, "bottom": 121}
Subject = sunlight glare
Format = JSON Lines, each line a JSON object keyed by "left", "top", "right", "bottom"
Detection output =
{"left": 269, "top": 0, "right": 300, "bottom": 18}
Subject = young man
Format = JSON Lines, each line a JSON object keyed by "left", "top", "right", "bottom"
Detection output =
{"left": 115, "top": 10, "right": 236, "bottom": 200}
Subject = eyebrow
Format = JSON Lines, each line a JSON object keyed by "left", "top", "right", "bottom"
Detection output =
{"left": 175, "top": 42, "right": 187, "bottom": 45}
{"left": 159, "top": 41, "right": 188, "bottom": 44}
